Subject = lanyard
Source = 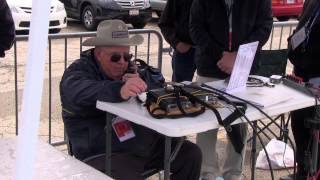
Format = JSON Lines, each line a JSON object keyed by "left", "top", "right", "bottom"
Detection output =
{"left": 307, "top": 7, "right": 320, "bottom": 31}
{"left": 225, "top": 0, "right": 233, "bottom": 19}
{"left": 225, "top": 0, "right": 233, "bottom": 50}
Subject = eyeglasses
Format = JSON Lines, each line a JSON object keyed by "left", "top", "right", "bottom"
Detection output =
{"left": 110, "top": 52, "right": 133, "bottom": 63}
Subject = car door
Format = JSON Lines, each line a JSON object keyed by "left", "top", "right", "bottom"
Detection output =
{"left": 59, "top": 0, "right": 79, "bottom": 17}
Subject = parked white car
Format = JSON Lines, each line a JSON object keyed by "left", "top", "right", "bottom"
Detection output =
{"left": 8, "top": 0, "right": 67, "bottom": 33}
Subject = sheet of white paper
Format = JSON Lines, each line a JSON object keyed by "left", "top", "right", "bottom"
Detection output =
{"left": 226, "top": 41, "right": 259, "bottom": 93}
{"left": 15, "top": 0, "right": 51, "bottom": 180}
{"left": 230, "top": 87, "right": 293, "bottom": 108}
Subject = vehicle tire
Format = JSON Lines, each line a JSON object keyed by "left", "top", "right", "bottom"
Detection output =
{"left": 81, "top": 5, "right": 98, "bottom": 31}
{"left": 155, "top": 11, "right": 162, "bottom": 18}
{"left": 49, "top": 28, "right": 61, "bottom": 34}
{"left": 277, "top": 16, "right": 290, "bottom": 22}
{"left": 132, "top": 22, "right": 146, "bottom": 29}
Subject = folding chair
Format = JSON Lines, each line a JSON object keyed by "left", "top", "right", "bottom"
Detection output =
{"left": 251, "top": 49, "right": 288, "bottom": 78}
{"left": 65, "top": 138, "right": 161, "bottom": 180}
{"left": 82, "top": 153, "right": 161, "bottom": 180}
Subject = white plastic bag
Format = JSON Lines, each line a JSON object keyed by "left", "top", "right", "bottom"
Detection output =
{"left": 256, "top": 138, "right": 294, "bottom": 169}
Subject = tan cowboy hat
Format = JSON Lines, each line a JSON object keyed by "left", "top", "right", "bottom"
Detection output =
{"left": 82, "top": 20, "right": 144, "bottom": 46}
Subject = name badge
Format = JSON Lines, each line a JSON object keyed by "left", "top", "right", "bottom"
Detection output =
{"left": 112, "top": 117, "right": 135, "bottom": 142}
{"left": 291, "top": 27, "right": 306, "bottom": 50}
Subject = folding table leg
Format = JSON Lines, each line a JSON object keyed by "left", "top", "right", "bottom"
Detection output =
{"left": 251, "top": 121, "right": 257, "bottom": 180}
{"left": 170, "top": 137, "right": 185, "bottom": 162}
{"left": 311, "top": 130, "right": 319, "bottom": 176}
{"left": 105, "top": 113, "right": 113, "bottom": 176}
{"left": 164, "top": 136, "right": 172, "bottom": 180}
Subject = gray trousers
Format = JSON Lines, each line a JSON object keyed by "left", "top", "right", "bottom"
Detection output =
{"left": 196, "top": 75, "right": 248, "bottom": 180}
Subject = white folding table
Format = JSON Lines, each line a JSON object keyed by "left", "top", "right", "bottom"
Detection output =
{"left": 96, "top": 83, "right": 315, "bottom": 180}
{"left": 0, "top": 138, "right": 112, "bottom": 180}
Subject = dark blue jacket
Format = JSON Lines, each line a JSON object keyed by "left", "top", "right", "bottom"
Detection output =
{"left": 0, "top": 0, "right": 15, "bottom": 57}
{"left": 159, "top": 0, "right": 194, "bottom": 48}
{"left": 60, "top": 49, "right": 161, "bottom": 160}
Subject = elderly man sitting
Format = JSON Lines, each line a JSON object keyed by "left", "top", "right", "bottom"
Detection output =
{"left": 60, "top": 19, "right": 202, "bottom": 180}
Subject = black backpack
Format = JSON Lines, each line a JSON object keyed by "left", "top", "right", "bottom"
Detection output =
{"left": 133, "top": 59, "right": 165, "bottom": 90}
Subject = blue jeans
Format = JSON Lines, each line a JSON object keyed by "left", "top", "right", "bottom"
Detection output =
{"left": 171, "top": 47, "right": 196, "bottom": 82}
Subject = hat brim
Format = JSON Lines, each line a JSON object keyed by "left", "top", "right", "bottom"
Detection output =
{"left": 82, "top": 34, "right": 144, "bottom": 47}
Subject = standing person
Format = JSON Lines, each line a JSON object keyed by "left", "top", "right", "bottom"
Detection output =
{"left": 60, "top": 19, "right": 202, "bottom": 180}
{"left": 283, "top": 0, "right": 320, "bottom": 179}
{"left": 158, "top": 0, "right": 196, "bottom": 82}
{"left": 0, "top": 0, "right": 15, "bottom": 58}
{"left": 189, "top": 0, "right": 273, "bottom": 179}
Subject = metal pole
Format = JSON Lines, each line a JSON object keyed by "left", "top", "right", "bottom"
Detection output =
{"left": 14, "top": 41, "right": 19, "bottom": 135}
{"left": 147, "top": 33, "right": 151, "bottom": 64}
{"left": 64, "top": 38, "right": 68, "bottom": 70}
{"left": 48, "top": 39, "right": 52, "bottom": 144}
{"left": 311, "top": 130, "right": 319, "bottom": 176}
{"left": 251, "top": 121, "right": 257, "bottom": 180}
{"left": 105, "top": 113, "right": 113, "bottom": 175}
{"left": 63, "top": 37, "right": 68, "bottom": 143}
{"left": 164, "top": 136, "right": 172, "bottom": 180}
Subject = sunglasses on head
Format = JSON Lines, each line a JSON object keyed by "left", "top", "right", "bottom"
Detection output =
{"left": 110, "top": 52, "right": 133, "bottom": 63}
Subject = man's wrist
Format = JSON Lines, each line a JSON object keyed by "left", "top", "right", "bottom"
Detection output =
{"left": 120, "top": 87, "right": 129, "bottom": 100}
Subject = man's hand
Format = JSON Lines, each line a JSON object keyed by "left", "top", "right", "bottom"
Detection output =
{"left": 120, "top": 77, "right": 147, "bottom": 100}
{"left": 176, "top": 42, "right": 192, "bottom": 53}
{"left": 217, "top": 51, "right": 237, "bottom": 74}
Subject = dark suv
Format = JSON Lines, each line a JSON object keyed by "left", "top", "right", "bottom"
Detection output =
{"left": 60, "top": 0, "right": 152, "bottom": 30}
